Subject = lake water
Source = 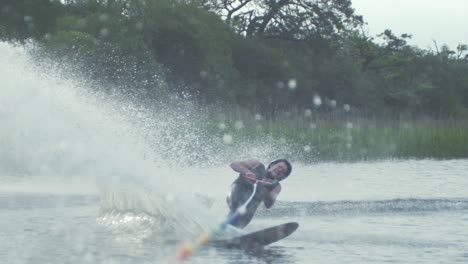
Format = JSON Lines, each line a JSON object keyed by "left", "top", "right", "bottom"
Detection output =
{"left": 1, "top": 42, "right": 468, "bottom": 264}
{"left": 2, "top": 160, "right": 468, "bottom": 264}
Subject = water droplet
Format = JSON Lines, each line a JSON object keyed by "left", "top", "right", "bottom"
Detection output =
{"left": 23, "top": 15, "right": 33, "bottom": 23}
{"left": 254, "top": 114, "right": 262, "bottom": 121}
{"left": 329, "top": 100, "right": 337, "bottom": 108}
{"left": 217, "top": 123, "right": 226, "bottom": 130}
{"left": 99, "top": 13, "right": 109, "bottom": 22}
{"left": 234, "top": 121, "right": 244, "bottom": 130}
{"left": 223, "top": 134, "right": 233, "bottom": 144}
{"left": 100, "top": 28, "right": 110, "bottom": 37}
{"left": 303, "top": 145, "right": 311, "bottom": 152}
{"left": 343, "top": 104, "right": 351, "bottom": 112}
{"left": 346, "top": 122, "right": 353, "bottom": 129}
{"left": 304, "top": 109, "right": 312, "bottom": 117}
{"left": 313, "top": 94, "right": 322, "bottom": 107}
{"left": 199, "top": 70, "right": 208, "bottom": 78}
{"left": 43, "top": 33, "right": 51, "bottom": 41}
{"left": 288, "top": 79, "right": 297, "bottom": 90}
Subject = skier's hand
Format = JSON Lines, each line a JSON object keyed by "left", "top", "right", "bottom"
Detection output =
{"left": 262, "top": 178, "right": 279, "bottom": 189}
{"left": 243, "top": 171, "right": 256, "bottom": 179}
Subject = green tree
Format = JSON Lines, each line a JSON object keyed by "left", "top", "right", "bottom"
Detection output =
{"left": 190, "top": 0, "right": 363, "bottom": 38}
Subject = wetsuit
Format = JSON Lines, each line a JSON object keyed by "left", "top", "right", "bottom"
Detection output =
{"left": 227, "top": 164, "right": 276, "bottom": 228}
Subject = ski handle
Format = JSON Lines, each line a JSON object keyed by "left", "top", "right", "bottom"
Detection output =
{"left": 241, "top": 174, "right": 278, "bottom": 185}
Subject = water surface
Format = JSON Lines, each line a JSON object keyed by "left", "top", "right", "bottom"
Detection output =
{"left": 2, "top": 159, "right": 467, "bottom": 264}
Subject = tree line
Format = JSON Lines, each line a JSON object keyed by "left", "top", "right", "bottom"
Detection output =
{"left": 1, "top": 0, "right": 467, "bottom": 117}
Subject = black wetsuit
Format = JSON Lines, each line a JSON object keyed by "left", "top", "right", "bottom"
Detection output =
{"left": 227, "top": 164, "right": 276, "bottom": 228}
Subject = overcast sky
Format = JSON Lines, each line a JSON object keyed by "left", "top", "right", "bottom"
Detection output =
{"left": 351, "top": 0, "right": 467, "bottom": 50}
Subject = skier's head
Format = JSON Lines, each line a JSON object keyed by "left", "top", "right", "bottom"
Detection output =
{"left": 267, "top": 159, "right": 292, "bottom": 181}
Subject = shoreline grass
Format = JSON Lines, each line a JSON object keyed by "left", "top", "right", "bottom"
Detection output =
{"left": 203, "top": 110, "right": 468, "bottom": 162}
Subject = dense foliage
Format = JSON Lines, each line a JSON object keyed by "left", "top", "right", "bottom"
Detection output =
{"left": 1, "top": 0, "right": 467, "bottom": 117}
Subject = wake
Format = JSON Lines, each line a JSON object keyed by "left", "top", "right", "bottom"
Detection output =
{"left": 257, "top": 198, "right": 468, "bottom": 217}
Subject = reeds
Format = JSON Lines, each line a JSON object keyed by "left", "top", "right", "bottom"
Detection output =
{"left": 202, "top": 108, "right": 468, "bottom": 162}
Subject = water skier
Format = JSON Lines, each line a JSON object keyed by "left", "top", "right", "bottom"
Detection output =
{"left": 226, "top": 159, "right": 292, "bottom": 228}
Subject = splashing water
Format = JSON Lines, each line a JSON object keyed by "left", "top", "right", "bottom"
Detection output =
{"left": 0, "top": 42, "right": 223, "bottom": 240}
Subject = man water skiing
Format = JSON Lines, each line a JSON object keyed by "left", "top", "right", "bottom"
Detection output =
{"left": 226, "top": 159, "right": 292, "bottom": 228}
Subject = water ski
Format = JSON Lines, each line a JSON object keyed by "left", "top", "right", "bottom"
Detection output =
{"left": 213, "top": 222, "right": 299, "bottom": 249}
